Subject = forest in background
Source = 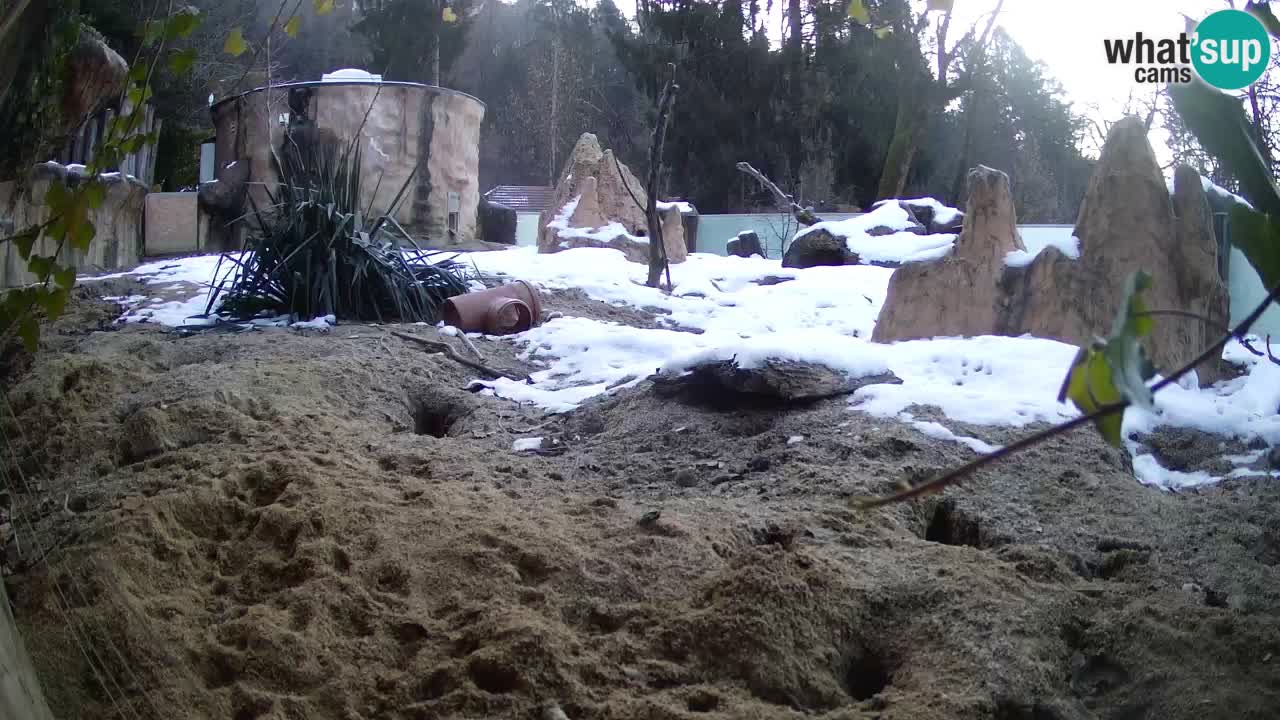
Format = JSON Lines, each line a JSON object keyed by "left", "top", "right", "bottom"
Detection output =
{"left": 24, "top": 0, "right": 1278, "bottom": 222}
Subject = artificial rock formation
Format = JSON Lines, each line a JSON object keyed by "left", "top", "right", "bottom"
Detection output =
{"left": 63, "top": 30, "right": 129, "bottom": 136}
{"left": 872, "top": 165, "right": 1025, "bottom": 340}
{"left": 874, "top": 117, "right": 1230, "bottom": 386}
{"left": 538, "top": 133, "right": 687, "bottom": 265}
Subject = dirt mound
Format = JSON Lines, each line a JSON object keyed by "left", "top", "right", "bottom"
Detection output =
{"left": 3, "top": 290, "right": 1279, "bottom": 720}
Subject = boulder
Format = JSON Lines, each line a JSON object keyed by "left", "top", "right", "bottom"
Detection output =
{"left": 782, "top": 228, "right": 856, "bottom": 269}
{"left": 873, "top": 165, "right": 1024, "bottom": 342}
{"left": 873, "top": 118, "right": 1230, "bottom": 387}
{"left": 727, "top": 231, "right": 764, "bottom": 258}
{"left": 478, "top": 198, "right": 517, "bottom": 245}
{"left": 538, "top": 133, "right": 687, "bottom": 265}
{"left": 900, "top": 199, "right": 965, "bottom": 234}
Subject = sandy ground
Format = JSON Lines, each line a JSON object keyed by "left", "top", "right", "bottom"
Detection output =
{"left": 2, "top": 280, "right": 1280, "bottom": 720}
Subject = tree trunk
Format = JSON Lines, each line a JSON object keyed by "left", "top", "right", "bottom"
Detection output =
{"left": 549, "top": 41, "right": 560, "bottom": 185}
{"left": 646, "top": 77, "right": 677, "bottom": 288}
{"left": 876, "top": 94, "right": 925, "bottom": 201}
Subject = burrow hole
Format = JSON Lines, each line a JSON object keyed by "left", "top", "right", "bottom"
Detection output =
{"left": 410, "top": 394, "right": 469, "bottom": 438}
{"left": 842, "top": 649, "right": 891, "bottom": 701}
{"left": 923, "top": 499, "right": 986, "bottom": 548}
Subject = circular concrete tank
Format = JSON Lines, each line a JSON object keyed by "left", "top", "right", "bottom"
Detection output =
{"left": 207, "top": 72, "right": 485, "bottom": 247}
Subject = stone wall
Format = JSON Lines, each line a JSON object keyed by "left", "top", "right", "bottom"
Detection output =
{"left": 209, "top": 82, "right": 485, "bottom": 247}
{"left": 1, "top": 164, "right": 145, "bottom": 288}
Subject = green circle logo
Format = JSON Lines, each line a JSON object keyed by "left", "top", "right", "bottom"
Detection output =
{"left": 1192, "top": 9, "right": 1271, "bottom": 90}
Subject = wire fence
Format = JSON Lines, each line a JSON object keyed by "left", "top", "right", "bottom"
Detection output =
{"left": 0, "top": 391, "right": 168, "bottom": 720}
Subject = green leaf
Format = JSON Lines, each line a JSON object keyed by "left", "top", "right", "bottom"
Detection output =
{"left": 119, "top": 134, "right": 147, "bottom": 155}
{"left": 1226, "top": 205, "right": 1280, "bottom": 292}
{"left": 94, "top": 146, "right": 122, "bottom": 172}
{"left": 18, "top": 316, "right": 38, "bottom": 352}
{"left": 1102, "top": 271, "right": 1158, "bottom": 412}
{"left": 128, "top": 63, "right": 149, "bottom": 84}
{"left": 142, "top": 19, "right": 165, "bottom": 47}
{"left": 127, "top": 85, "right": 154, "bottom": 109}
{"left": 54, "top": 266, "right": 76, "bottom": 290}
{"left": 225, "top": 27, "right": 248, "bottom": 57}
{"left": 1057, "top": 271, "right": 1161, "bottom": 446}
{"left": 27, "top": 255, "right": 53, "bottom": 280}
{"left": 12, "top": 228, "right": 39, "bottom": 259}
{"left": 83, "top": 181, "right": 106, "bottom": 210}
{"left": 1058, "top": 344, "right": 1126, "bottom": 447}
{"left": 166, "top": 9, "right": 203, "bottom": 39}
{"left": 70, "top": 219, "right": 97, "bottom": 252}
{"left": 1168, "top": 78, "right": 1280, "bottom": 216}
{"left": 39, "top": 288, "right": 69, "bottom": 320}
{"left": 285, "top": 15, "right": 302, "bottom": 38}
{"left": 314, "top": 0, "right": 335, "bottom": 15}
{"left": 43, "top": 181, "right": 70, "bottom": 212}
{"left": 169, "top": 48, "right": 198, "bottom": 75}
{"left": 848, "top": 0, "right": 870, "bottom": 24}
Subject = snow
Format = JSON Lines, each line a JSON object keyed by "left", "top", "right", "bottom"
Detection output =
{"left": 657, "top": 201, "right": 695, "bottom": 214}
{"left": 794, "top": 202, "right": 958, "bottom": 264}
{"left": 901, "top": 413, "right": 1001, "bottom": 455}
{"left": 787, "top": 435, "right": 805, "bottom": 445}
{"left": 84, "top": 249, "right": 1279, "bottom": 491}
{"left": 321, "top": 68, "right": 383, "bottom": 82}
{"left": 1201, "top": 176, "right": 1253, "bottom": 209}
{"left": 512, "top": 437, "right": 544, "bottom": 452}
{"left": 1165, "top": 173, "right": 1254, "bottom": 210}
{"left": 291, "top": 315, "right": 336, "bottom": 331}
{"left": 897, "top": 197, "right": 963, "bottom": 226}
{"left": 548, "top": 196, "right": 648, "bottom": 246}
{"left": 81, "top": 254, "right": 237, "bottom": 327}
{"left": 1006, "top": 227, "right": 1081, "bottom": 268}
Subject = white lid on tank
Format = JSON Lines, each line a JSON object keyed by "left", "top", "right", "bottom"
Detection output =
{"left": 321, "top": 68, "right": 382, "bottom": 83}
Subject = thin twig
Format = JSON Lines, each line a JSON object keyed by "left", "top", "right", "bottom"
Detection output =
{"left": 614, "top": 151, "right": 647, "bottom": 214}
{"left": 857, "top": 281, "right": 1280, "bottom": 508}
{"left": 390, "top": 331, "right": 528, "bottom": 382}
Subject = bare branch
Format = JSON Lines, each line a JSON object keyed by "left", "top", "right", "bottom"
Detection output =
{"left": 735, "top": 162, "right": 823, "bottom": 226}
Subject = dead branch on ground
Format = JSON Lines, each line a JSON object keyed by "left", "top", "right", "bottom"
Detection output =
{"left": 389, "top": 331, "right": 529, "bottom": 382}
{"left": 735, "top": 162, "right": 823, "bottom": 226}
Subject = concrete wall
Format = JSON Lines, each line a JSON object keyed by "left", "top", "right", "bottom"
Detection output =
{"left": 1, "top": 579, "right": 55, "bottom": 720}
{"left": 210, "top": 81, "right": 485, "bottom": 246}
{"left": 145, "top": 192, "right": 211, "bottom": 256}
{"left": 1, "top": 166, "right": 145, "bottom": 288}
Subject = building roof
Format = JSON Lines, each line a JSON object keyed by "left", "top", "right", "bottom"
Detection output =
{"left": 485, "top": 185, "right": 556, "bottom": 213}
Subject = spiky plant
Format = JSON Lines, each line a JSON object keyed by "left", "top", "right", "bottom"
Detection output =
{"left": 206, "top": 137, "right": 476, "bottom": 323}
